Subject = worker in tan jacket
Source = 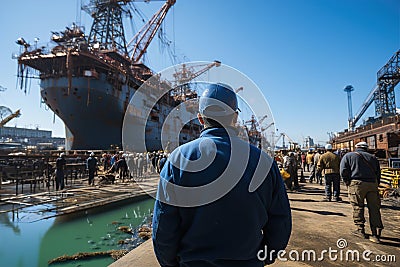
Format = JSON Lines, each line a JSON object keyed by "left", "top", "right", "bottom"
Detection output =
{"left": 317, "top": 144, "right": 341, "bottom": 201}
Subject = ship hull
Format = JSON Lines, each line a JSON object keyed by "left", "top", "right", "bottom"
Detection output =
{"left": 41, "top": 76, "right": 128, "bottom": 150}
{"left": 41, "top": 75, "right": 199, "bottom": 151}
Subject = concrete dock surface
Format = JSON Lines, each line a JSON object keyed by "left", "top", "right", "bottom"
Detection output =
{"left": 111, "top": 179, "right": 400, "bottom": 267}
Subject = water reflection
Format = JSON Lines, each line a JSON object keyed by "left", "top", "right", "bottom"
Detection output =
{"left": 0, "top": 198, "right": 155, "bottom": 267}
{"left": 0, "top": 213, "right": 21, "bottom": 234}
{"left": 0, "top": 210, "right": 55, "bottom": 267}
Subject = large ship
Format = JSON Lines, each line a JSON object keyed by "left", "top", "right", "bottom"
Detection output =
{"left": 16, "top": 0, "right": 210, "bottom": 151}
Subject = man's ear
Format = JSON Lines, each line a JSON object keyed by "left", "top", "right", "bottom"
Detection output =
{"left": 232, "top": 112, "right": 238, "bottom": 124}
{"left": 197, "top": 113, "right": 205, "bottom": 125}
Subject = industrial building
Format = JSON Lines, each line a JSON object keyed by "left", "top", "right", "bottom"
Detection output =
{"left": 0, "top": 126, "right": 64, "bottom": 149}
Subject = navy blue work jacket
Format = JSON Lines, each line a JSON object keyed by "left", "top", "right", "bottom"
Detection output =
{"left": 152, "top": 127, "right": 291, "bottom": 267}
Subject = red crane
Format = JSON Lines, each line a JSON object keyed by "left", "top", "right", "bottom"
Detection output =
{"left": 129, "top": 0, "right": 176, "bottom": 63}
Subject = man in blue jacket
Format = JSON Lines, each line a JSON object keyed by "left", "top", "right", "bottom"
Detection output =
{"left": 152, "top": 83, "right": 292, "bottom": 266}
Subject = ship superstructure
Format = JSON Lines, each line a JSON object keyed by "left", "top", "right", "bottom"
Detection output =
{"left": 16, "top": 0, "right": 197, "bottom": 151}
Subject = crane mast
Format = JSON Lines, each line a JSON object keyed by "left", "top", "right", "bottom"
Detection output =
{"left": 347, "top": 50, "right": 400, "bottom": 130}
{"left": 375, "top": 50, "right": 400, "bottom": 116}
{"left": 83, "top": 0, "right": 175, "bottom": 61}
{"left": 83, "top": 0, "right": 129, "bottom": 55}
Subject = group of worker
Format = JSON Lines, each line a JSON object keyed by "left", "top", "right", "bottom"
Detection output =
{"left": 151, "top": 83, "right": 385, "bottom": 266}
{"left": 278, "top": 142, "right": 383, "bottom": 244}
{"left": 54, "top": 152, "right": 99, "bottom": 188}
{"left": 98, "top": 150, "right": 170, "bottom": 181}
{"left": 54, "top": 82, "right": 384, "bottom": 266}
{"left": 54, "top": 150, "right": 171, "bottom": 189}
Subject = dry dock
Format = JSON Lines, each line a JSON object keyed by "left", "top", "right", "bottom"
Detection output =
{"left": 0, "top": 175, "right": 159, "bottom": 221}
{"left": 1, "top": 170, "right": 398, "bottom": 266}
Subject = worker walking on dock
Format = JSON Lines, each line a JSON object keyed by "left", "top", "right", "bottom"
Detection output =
{"left": 340, "top": 141, "right": 383, "bottom": 243}
{"left": 55, "top": 153, "right": 66, "bottom": 191}
{"left": 283, "top": 151, "right": 297, "bottom": 190}
{"left": 86, "top": 152, "right": 97, "bottom": 186}
{"left": 152, "top": 83, "right": 291, "bottom": 266}
{"left": 314, "top": 149, "right": 323, "bottom": 184}
{"left": 317, "top": 144, "right": 341, "bottom": 201}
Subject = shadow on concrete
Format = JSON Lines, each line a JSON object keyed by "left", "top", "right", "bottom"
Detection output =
{"left": 380, "top": 236, "right": 400, "bottom": 248}
{"left": 381, "top": 203, "right": 400, "bottom": 211}
{"left": 289, "top": 198, "right": 320, "bottom": 203}
{"left": 287, "top": 188, "right": 326, "bottom": 196}
{"left": 291, "top": 207, "right": 346, "bottom": 217}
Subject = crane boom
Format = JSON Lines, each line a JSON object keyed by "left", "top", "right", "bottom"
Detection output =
{"left": 173, "top": 60, "right": 221, "bottom": 85}
{"left": 235, "top": 86, "right": 243, "bottom": 93}
{"left": 261, "top": 122, "right": 274, "bottom": 132}
{"left": 258, "top": 115, "right": 268, "bottom": 125}
{"left": 0, "top": 109, "right": 21, "bottom": 127}
{"left": 185, "top": 61, "right": 221, "bottom": 82}
{"left": 170, "top": 61, "right": 221, "bottom": 102}
{"left": 350, "top": 84, "right": 378, "bottom": 129}
{"left": 281, "top": 132, "right": 295, "bottom": 144}
{"left": 275, "top": 132, "right": 296, "bottom": 149}
{"left": 129, "top": 0, "right": 176, "bottom": 62}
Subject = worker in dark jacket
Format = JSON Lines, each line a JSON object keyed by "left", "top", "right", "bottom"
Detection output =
{"left": 317, "top": 144, "right": 341, "bottom": 201}
{"left": 152, "top": 83, "right": 291, "bottom": 267}
{"left": 86, "top": 152, "right": 97, "bottom": 185}
{"left": 55, "top": 153, "right": 66, "bottom": 190}
{"left": 283, "top": 151, "right": 297, "bottom": 190}
{"left": 340, "top": 141, "right": 383, "bottom": 243}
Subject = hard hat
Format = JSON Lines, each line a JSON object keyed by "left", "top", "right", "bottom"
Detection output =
{"left": 90, "top": 152, "right": 95, "bottom": 157}
{"left": 355, "top": 141, "right": 368, "bottom": 148}
{"left": 60, "top": 152, "right": 65, "bottom": 157}
{"left": 199, "top": 83, "right": 240, "bottom": 116}
{"left": 325, "top": 144, "right": 332, "bottom": 150}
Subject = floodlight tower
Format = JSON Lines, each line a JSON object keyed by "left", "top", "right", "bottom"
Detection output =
{"left": 344, "top": 85, "right": 354, "bottom": 130}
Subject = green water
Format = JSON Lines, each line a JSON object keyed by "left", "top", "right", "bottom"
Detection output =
{"left": 0, "top": 198, "right": 155, "bottom": 267}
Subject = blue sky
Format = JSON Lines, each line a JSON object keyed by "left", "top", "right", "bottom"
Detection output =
{"left": 0, "top": 0, "right": 399, "bottom": 147}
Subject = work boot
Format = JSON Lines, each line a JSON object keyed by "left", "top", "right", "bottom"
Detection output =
{"left": 335, "top": 197, "right": 342, "bottom": 202}
{"left": 322, "top": 197, "right": 331, "bottom": 202}
{"left": 370, "top": 228, "right": 381, "bottom": 244}
{"left": 377, "top": 228, "right": 383, "bottom": 238}
{"left": 369, "top": 235, "right": 380, "bottom": 244}
{"left": 352, "top": 227, "right": 367, "bottom": 239}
